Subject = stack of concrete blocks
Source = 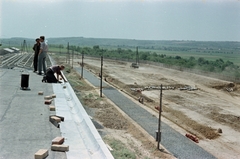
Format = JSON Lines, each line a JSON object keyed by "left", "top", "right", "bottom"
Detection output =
{"left": 49, "top": 115, "right": 64, "bottom": 128}
{"left": 51, "top": 137, "right": 69, "bottom": 152}
{"left": 44, "top": 95, "right": 52, "bottom": 105}
{"left": 49, "top": 94, "right": 56, "bottom": 111}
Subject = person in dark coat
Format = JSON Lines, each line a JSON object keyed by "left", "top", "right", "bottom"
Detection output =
{"left": 43, "top": 65, "right": 67, "bottom": 83}
{"left": 32, "top": 38, "right": 40, "bottom": 72}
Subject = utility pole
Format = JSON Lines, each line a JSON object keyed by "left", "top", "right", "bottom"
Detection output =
{"left": 136, "top": 46, "right": 139, "bottom": 64}
{"left": 22, "top": 40, "right": 28, "bottom": 53}
{"left": 66, "top": 42, "right": 69, "bottom": 63}
{"left": 81, "top": 52, "right": 84, "bottom": 79}
{"left": 72, "top": 49, "right": 74, "bottom": 68}
{"left": 68, "top": 44, "right": 70, "bottom": 64}
{"left": 100, "top": 56, "right": 103, "bottom": 97}
{"left": 157, "top": 84, "right": 163, "bottom": 150}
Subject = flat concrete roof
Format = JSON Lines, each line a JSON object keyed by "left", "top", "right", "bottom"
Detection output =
{"left": 0, "top": 68, "right": 67, "bottom": 158}
{"left": 0, "top": 67, "right": 113, "bottom": 159}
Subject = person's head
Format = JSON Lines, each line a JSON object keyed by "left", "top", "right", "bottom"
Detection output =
{"left": 36, "top": 38, "right": 40, "bottom": 43}
{"left": 40, "top": 36, "right": 45, "bottom": 42}
{"left": 60, "top": 65, "right": 65, "bottom": 70}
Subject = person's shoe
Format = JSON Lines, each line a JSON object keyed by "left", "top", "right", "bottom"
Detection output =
{"left": 33, "top": 70, "right": 37, "bottom": 73}
{"left": 38, "top": 73, "right": 42, "bottom": 75}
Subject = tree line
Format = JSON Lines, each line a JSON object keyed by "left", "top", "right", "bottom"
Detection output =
{"left": 57, "top": 45, "right": 240, "bottom": 79}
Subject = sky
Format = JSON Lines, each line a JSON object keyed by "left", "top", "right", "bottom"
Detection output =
{"left": 0, "top": 0, "right": 240, "bottom": 41}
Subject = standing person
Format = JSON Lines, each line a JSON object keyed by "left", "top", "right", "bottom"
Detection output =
{"left": 38, "top": 36, "right": 48, "bottom": 75}
{"left": 32, "top": 38, "right": 40, "bottom": 72}
{"left": 43, "top": 65, "right": 67, "bottom": 83}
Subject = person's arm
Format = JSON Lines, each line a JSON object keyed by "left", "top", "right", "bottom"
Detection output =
{"left": 60, "top": 72, "right": 67, "bottom": 82}
{"left": 56, "top": 73, "right": 59, "bottom": 81}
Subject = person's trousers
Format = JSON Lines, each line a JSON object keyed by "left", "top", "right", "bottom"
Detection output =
{"left": 46, "top": 68, "right": 58, "bottom": 83}
{"left": 33, "top": 54, "right": 38, "bottom": 71}
{"left": 38, "top": 52, "right": 46, "bottom": 74}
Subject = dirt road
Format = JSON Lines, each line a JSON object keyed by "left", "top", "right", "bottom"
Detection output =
{"left": 78, "top": 57, "right": 240, "bottom": 159}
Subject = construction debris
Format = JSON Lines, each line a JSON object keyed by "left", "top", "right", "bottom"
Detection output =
{"left": 50, "top": 116, "right": 61, "bottom": 123}
{"left": 217, "top": 128, "right": 223, "bottom": 133}
{"left": 49, "top": 105, "right": 55, "bottom": 111}
{"left": 44, "top": 100, "right": 52, "bottom": 105}
{"left": 38, "top": 91, "right": 44, "bottom": 95}
{"left": 131, "top": 85, "right": 198, "bottom": 92}
{"left": 52, "top": 137, "right": 65, "bottom": 145}
{"left": 138, "top": 96, "right": 144, "bottom": 104}
{"left": 179, "top": 86, "right": 198, "bottom": 91}
{"left": 185, "top": 133, "right": 199, "bottom": 143}
{"left": 51, "top": 94, "right": 56, "bottom": 98}
{"left": 226, "top": 87, "right": 233, "bottom": 92}
{"left": 49, "top": 116, "right": 60, "bottom": 128}
{"left": 154, "top": 106, "right": 163, "bottom": 112}
{"left": 51, "top": 144, "right": 69, "bottom": 152}
{"left": 44, "top": 96, "right": 52, "bottom": 100}
{"left": 34, "top": 149, "right": 48, "bottom": 159}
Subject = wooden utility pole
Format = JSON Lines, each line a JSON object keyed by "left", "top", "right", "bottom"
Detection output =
{"left": 157, "top": 84, "right": 163, "bottom": 150}
{"left": 66, "top": 42, "right": 69, "bottom": 63}
{"left": 81, "top": 52, "right": 84, "bottom": 79}
{"left": 72, "top": 49, "right": 74, "bottom": 68}
{"left": 136, "top": 46, "right": 138, "bottom": 64}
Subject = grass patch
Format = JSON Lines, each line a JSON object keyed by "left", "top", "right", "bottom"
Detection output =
{"left": 106, "top": 138, "right": 136, "bottom": 159}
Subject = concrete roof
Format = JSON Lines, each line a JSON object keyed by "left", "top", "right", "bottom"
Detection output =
{"left": 0, "top": 67, "right": 113, "bottom": 159}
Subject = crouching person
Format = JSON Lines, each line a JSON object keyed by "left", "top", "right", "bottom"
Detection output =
{"left": 43, "top": 65, "right": 67, "bottom": 83}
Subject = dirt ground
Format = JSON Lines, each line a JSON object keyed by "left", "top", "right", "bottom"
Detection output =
{"left": 72, "top": 56, "right": 240, "bottom": 159}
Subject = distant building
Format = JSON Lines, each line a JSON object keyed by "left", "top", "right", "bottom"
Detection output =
{"left": 3, "top": 48, "right": 15, "bottom": 53}
{"left": 11, "top": 47, "right": 20, "bottom": 53}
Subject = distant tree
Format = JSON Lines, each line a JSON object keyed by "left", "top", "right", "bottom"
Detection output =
{"left": 93, "top": 45, "right": 100, "bottom": 50}
{"left": 189, "top": 56, "right": 195, "bottom": 61}
{"left": 140, "top": 53, "right": 149, "bottom": 60}
{"left": 175, "top": 56, "right": 181, "bottom": 59}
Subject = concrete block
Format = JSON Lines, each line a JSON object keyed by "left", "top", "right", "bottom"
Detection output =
{"left": 44, "top": 96, "right": 52, "bottom": 100}
{"left": 34, "top": 149, "right": 48, "bottom": 159}
{"left": 52, "top": 137, "right": 65, "bottom": 145}
{"left": 54, "top": 115, "right": 64, "bottom": 122}
{"left": 49, "top": 116, "right": 60, "bottom": 128}
{"left": 38, "top": 91, "right": 44, "bottom": 95}
{"left": 45, "top": 100, "right": 52, "bottom": 105}
{"left": 51, "top": 94, "right": 56, "bottom": 98}
{"left": 49, "top": 105, "right": 55, "bottom": 111}
{"left": 50, "top": 116, "right": 61, "bottom": 123}
{"left": 51, "top": 144, "right": 69, "bottom": 152}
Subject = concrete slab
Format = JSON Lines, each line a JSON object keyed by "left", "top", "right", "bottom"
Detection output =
{"left": 0, "top": 68, "right": 67, "bottom": 159}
